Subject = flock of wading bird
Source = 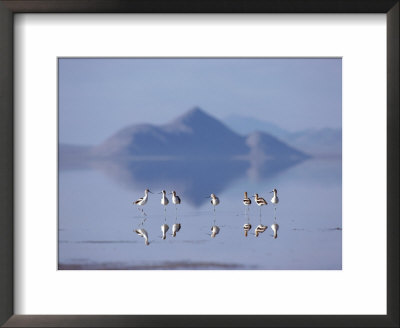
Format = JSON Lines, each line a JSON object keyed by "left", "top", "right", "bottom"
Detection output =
{"left": 133, "top": 189, "right": 280, "bottom": 246}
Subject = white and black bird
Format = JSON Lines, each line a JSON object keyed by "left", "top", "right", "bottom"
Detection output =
{"left": 133, "top": 189, "right": 152, "bottom": 206}
{"left": 170, "top": 191, "right": 181, "bottom": 220}
{"left": 243, "top": 191, "right": 251, "bottom": 217}
{"left": 253, "top": 193, "right": 267, "bottom": 206}
{"left": 172, "top": 223, "right": 181, "bottom": 237}
{"left": 270, "top": 188, "right": 279, "bottom": 221}
{"left": 271, "top": 223, "right": 279, "bottom": 239}
{"left": 207, "top": 193, "right": 220, "bottom": 225}
{"left": 209, "top": 193, "right": 220, "bottom": 206}
{"left": 160, "top": 190, "right": 169, "bottom": 206}
{"left": 243, "top": 191, "right": 251, "bottom": 206}
{"left": 211, "top": 225, "right": 220, "bottom": 238}
{"left": 170, "top": 191, "right": 181, "bottom": 205}
{"left": 253, "top": 194, "right": 268, "bottom": 224}
{"left": 270, "top": 188, "right": 279, "bottom": 204}
{"left": 135, "top": 228, "right": 149, "bottom": 245}
{"left": 243, "top": 223, "right": 252, "bottom": 237}
{"left": 255, "top": 224, "right": 268, "bottom": 237}
{"left": 159, "top": 190, "right": 169, "bottom": 222}
{"left": 161, "top": 223, "right": 169, "bottom": 240}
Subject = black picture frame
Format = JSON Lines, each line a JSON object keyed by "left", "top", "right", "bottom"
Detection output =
{"left": 0, "top": 1, "right": 398, "bottom": 327}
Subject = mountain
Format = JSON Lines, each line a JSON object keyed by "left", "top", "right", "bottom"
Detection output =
{"left": 92, "top": 107, "right": 307, "bottom": 161}
{"left": 224, "top": 114, "right": 289, "bottom": 138}
{"left": 93, "top": 107, "right": 248, "bottom": 159}
{"left": 224, "top": 114, "right": 341, "bottom": 157}
{"left": 284, "top": 128, "right": 342, "bottom": 157}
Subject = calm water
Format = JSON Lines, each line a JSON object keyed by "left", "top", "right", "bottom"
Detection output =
{"left": 58, "top": 158, "right": 342, "bottom": 270}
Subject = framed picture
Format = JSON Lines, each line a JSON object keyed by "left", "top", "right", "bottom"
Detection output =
{"left": 0, "top": 0, "right": 398, "bottom": 327}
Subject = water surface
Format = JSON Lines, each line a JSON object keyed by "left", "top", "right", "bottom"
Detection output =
{"left": 58, "top": 158, "right": 341, "bottom": 270}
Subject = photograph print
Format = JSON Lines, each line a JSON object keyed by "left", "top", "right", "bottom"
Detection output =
{"left": 58, "top": 58, "right": 342, "bottom": 270}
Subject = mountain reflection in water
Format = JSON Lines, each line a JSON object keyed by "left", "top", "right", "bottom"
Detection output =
{"left": 89, "top": 157, "right": 303, "bottom": 207}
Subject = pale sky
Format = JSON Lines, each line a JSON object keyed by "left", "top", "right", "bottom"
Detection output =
{"left": 59, "top": 58, "right": 342, "bottom": 145}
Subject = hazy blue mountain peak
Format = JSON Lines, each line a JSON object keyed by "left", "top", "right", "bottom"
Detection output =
{"left": 224, "top": 113, "right": 341, "bottom": 157}
{"left": 172, "top": 107, "right": 218, "bottom": 126}
{"left": 88, "top": 107, "right": 311, "bottom": 161}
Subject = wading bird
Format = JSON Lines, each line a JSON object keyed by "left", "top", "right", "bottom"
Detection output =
{"left": 133, "top": 189, "right": 152, "bottom": 206}
{"left": 253, "top": 193, "right": 267, "bottom": 224}
{"left": 243, "top": 191, "right": 251, "bottom": 206}
{"left": 160, "top": 190, "right": 169, "bottom": 206}
{"left": 170, "top": 191, "right": 181, "bottom": 220}
{"left": 158, "top": 190, "right": 170, "bottom": 239}
{"left": 270, "top": 188, "right": 279, "bottom": 221}
{"left": 209, "top": 193, "right": 220, "bottom": 207}
{"left": 206, "top": 193, "right": 220, "bottom": 225}
{"left": 159, "top": 190, "right": 169, "bottom": 221}
{"left": 133, "top": 189, "right": 152, "bottom": 219}
{"left": 243, "top": 191, "right": 251, "bottom": 214}
{"left": 242, "top": 192, "right": 252, "bottom": 237}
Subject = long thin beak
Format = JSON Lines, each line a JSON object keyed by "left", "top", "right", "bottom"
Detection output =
{"left": 269, "top": 191, "right": 273, "bottom": 193}
{"left": 205, "top": 196, "right": 210, "bottom": 198}
{"left": 158, "top": 192, "right": 162, "bottom": 194}
{"left": 148, "top": 191, "right": 153, "bottom": 194}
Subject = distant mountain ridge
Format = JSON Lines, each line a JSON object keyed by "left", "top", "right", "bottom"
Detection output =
{"left": 91, "top": 107, "right": 308, "bottom": 162}
{"left": 225, "top": 114, "right": 288, "bottom": 138}
{"left": 225, "top": 114, "right": 341, "bottom": 157}
{"left": 286, "top": 127, "right": 341, "bottom": 157}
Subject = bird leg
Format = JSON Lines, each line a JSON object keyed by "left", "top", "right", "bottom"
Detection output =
{"left": 213, "top": 206, "right": 216, "bottom": 225}
{"left": 138, "top": 217, "right": 147, "bottom": 228}
{"left": 137, "top": 207, "right": 147, "bottom": 218}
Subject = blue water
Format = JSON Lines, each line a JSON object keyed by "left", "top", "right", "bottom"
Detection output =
{"left": 58, "top": 158, "right": 342, "bottom": 270}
